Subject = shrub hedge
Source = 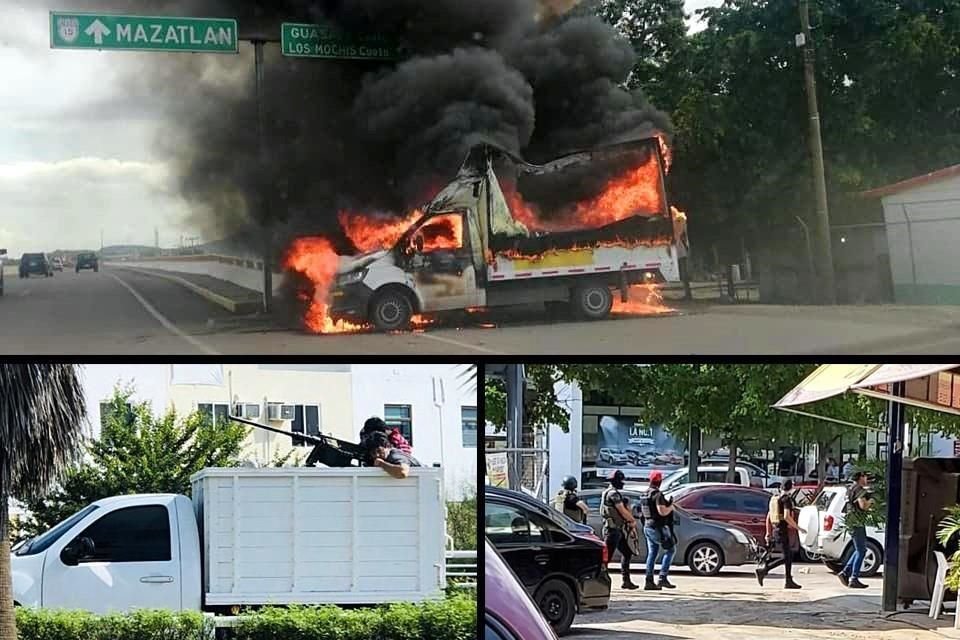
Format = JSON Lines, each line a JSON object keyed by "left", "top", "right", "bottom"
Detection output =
{"left": 15, "top": 594, "right": 476, "bottom": 640}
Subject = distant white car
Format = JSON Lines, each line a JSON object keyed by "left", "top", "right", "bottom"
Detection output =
{"left": 598, "top": 447, "right": 630, "bottom": 465}
{"left": 798, "top": 485, "right": 885, "bottom": 577}
{"left": 626, "top": 466, "right": 766, "bottom": 494}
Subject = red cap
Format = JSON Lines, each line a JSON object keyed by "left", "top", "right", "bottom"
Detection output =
{"left": 649, "top": 470, "right": 663, "bottom": 483}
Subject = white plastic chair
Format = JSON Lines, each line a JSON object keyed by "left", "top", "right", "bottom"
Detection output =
{"left": 930, "top": 550, "right": 948, "bottom": 619}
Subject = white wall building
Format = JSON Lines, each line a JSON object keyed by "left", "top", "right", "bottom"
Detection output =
{"left": 80, "top": 363, "right": 477, "bottom": 500}
{"left": 863, "top": 164, "right": 960, "bottom": 304}
{"left": 351, "top": 364, "right": 478, "bottom": 500}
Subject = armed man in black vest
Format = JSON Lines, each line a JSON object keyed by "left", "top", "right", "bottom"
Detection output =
{"left": 553, "top": 475, "right": 589, "bottom": 524}
{"left": 601, "top": 470, "right": 640, "bottom": 590}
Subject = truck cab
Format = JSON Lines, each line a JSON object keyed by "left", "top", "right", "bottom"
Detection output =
{"left": 330, "top": 137, "right": 686, "bottom": 331}
{"left": 12, "top": 494, "right": 201, "bottom": 614}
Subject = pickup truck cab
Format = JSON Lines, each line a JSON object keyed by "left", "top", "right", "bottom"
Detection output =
{"left": 330, "top": 138, "right": 687, "bottom": 331}
{"left": 12, "top": 468, "right": 446, "bottom": 615}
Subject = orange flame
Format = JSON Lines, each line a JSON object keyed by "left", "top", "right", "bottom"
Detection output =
{"left": 503, "top": 154, "right": 664, "bottom": 234}
{"left": 339, "top": 209, "right": 424, "bottom": 253}
{"left": 612, "top": 284, "right": 674, "bottom": 315}
{"left": 283, "top": 237, "right": 367, "bottom": 334}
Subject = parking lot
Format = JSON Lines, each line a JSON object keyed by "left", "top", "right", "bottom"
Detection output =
{"left": 569, "top": 565, "right": 960, "bottom": 640}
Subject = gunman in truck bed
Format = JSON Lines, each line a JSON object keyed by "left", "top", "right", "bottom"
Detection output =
{"left": 325, "top": 133, "right": 689, "bottom": 332}
{"left": 364, "top": 431, "right": 422, "bottom": 479}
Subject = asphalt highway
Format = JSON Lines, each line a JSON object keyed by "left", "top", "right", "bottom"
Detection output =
{"left": 1, "top": 266, "right": 957, "bottom": 355}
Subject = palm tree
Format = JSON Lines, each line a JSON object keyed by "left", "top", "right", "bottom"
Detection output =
{"left": 0, "top": 364, "right": 86, "bottom": 639}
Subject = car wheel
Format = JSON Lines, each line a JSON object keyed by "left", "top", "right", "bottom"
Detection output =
{"left": 799, "top": 547, "right": 821, "bottom": 563}
{"left": 688, "top": 541, "right": 725, "bottom": 576}
{"left": 858, "top": 541, "right": 883, "bottom": 577}
{"left": 369, "top": 289, "right": 414, "bottom": 332}
{"left": 534, "top": 579, "right": 577, "bottom": 636}
{"left": 573, "top": 283, "right": 613, "bottom": 320}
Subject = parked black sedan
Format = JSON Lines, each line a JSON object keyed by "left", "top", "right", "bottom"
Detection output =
{"left": 485, "top": 486, "right": 611, "bottom": 635}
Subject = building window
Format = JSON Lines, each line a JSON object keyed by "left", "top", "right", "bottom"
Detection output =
{"left": 291, "top": 404, "right": 321, "bottom": 447}
{"left": 384, "top": 404, "right": 413, "bottom": 446}
{"left": 462, "top": 406, "right": 477, "bottom": 448}
{"left": 197, "top": 402, "right": 230, "bottom": 427}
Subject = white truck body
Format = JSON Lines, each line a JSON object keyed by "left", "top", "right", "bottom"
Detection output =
{"left": 11, "top": 468, "right": 446, "bottom": 614}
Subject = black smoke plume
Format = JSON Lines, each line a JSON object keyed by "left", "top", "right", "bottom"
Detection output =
{"left": 68, "top": 0, "right": 671, "bottom": 253}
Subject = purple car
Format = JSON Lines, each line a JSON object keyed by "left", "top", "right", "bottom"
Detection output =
{"left": 486, "top": 539, "right": 558, "bottom": 640}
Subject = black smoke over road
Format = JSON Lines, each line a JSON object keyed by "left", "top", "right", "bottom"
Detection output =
{"left": 68, "top": 0, "right": 671, "bottom": 252}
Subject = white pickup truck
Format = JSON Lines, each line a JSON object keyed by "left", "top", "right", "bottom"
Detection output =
{"left": 12, "top": 468, "right": 446, "bottom": 616}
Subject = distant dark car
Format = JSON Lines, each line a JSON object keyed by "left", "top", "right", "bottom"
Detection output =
{"left": 75, "top": 252, "right": 99, "bottom": 273}
{"left": 19, "top": 253, "right": 52, "bottom": 278}
{"left": 485, "top": 486, "right": 611, "bottom": 635}
{"left": 580, "top": 487, "right": 757, "bottom": 576}
{"left": 486, "top": 540, "right": 558, "bottom": 640}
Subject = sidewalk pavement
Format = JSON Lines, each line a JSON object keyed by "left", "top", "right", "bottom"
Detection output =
{"left": 570, "top": 565, "right": 960, "bottom": 640}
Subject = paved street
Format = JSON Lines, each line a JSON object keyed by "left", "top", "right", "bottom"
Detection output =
{"left": 572, "top": 565, "right": 958, "bottom": 640}
{"left": 3, "top": 266, "right": 960, "bottom": 355}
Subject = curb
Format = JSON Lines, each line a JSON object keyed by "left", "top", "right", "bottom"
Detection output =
{"left": 115, "top": 267, "right": 262, "bottom": 314}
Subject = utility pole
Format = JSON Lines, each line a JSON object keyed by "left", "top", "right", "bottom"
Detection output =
{"left": 882, "top": 381, "right": 905, "bottom": 612}
{"left": 253, "top": 40, "right": 274, "bottom": 314}
{"left": 798, "top": 0, "right": 836, "bottom": 304}
{"left": 505, "top": 365, "right": 524, "bottom": 492}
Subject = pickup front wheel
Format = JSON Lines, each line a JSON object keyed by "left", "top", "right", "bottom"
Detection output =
{"left": 370, "top": 289, "right": 414, "bottom": 332}
{"left": 573, "top": 283, "right": 613, "bottom": 320}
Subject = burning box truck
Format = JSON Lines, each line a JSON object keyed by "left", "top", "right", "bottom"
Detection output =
{"left": 326, "top": 133, "right": 688, "bottom": 331}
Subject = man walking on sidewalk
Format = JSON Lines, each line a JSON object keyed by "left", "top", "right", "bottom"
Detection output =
{"left": 838, "top": 471, "right": 874, "bottom": 589}
{"left": 756, "top": 479, "right": 804, "bottom": 589}
{"left": 601, "top": 470, "right": 640, "bottom": 590}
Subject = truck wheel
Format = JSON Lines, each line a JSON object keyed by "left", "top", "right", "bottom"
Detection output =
{"left": 370, "top": 290, "right": 413, "bottom": 332}
{"left": 534, "top": 579, "right": 576, "bottom": 636}
{"left": 573, "top": 284, "right": 613, "bottom": 320}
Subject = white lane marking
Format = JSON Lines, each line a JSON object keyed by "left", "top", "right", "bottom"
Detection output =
{"left": 109, "top": 273, "right": 220, "bottom": 356}
{"left": 415, "top": 330, "right": 504, "bottom": 354}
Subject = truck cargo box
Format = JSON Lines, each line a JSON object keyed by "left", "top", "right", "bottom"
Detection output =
{"left": 191, "top": 467, "right": 446, "bottom": 606}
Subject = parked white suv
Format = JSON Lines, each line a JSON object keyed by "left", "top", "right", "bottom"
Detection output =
{"left": 798, "top": 485, "right": 885, "bottom": 577}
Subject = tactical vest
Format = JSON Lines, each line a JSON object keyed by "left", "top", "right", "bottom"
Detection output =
{"left": 639, "top": 490, "right": 655, "bottom": 522}
{"left": 601, "top": 487, "right": 626, "bottom": 529}
{"left": 554, "top": 489, "right": 585, "bottom": 523}
{"left": 768, "top": 494, "right": 781, "bottom": 524}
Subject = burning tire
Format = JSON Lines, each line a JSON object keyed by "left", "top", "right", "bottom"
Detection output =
{"left": 573, "top": 283, "right": 613, "bottom": 320}
{"left": 370, "top": 289, "right": 414, "bottom": 332}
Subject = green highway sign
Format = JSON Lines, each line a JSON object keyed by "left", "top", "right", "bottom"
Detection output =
{"left": 281, "top": 22, "right": 400, "bottom": 60}
{"left": 50, "top": 12, "right": 238, "bottom": 53}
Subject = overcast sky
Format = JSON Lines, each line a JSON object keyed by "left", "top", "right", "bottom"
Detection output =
{"left": 0, "top": 1, "right": 722, "bottom": 258}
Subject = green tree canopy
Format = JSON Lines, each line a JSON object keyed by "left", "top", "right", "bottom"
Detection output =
{"left": 20, "top": 386, "right": 248, "bottom": 538}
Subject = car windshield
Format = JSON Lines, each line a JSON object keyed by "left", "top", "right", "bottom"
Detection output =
{"left": 15, "top": 504, "right": 99, "bottom": 556}
{"left": 816, "top": 489, "right": 839, "bottom": 512}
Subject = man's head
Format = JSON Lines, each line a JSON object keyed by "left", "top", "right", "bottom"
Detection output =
{"left": 365, "top": 431, "right": 391, "bottom": 461}
{"left": 361, "top": 417, "right": 389, "bottom": 437}
{"left": 648, "top": 470, "right": 663, "bottom": 488}
{"left": 781, "top": 479, "right": 794, "bottom": 493}
{"left": 562, "top": 475, "right": 578, "bottom": 491}
{"left": 851, "top": 470, "right": 867, "bottom": 486}
{"left": 609, "top": 469, "right": 625, "bottom": 489}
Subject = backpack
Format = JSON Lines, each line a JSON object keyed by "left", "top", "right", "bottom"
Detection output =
{"left": 768, "top": 494, "right": 781, "bottom": 524}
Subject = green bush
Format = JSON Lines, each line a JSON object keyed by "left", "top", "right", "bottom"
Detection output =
{"left": 446, "top": 494, "right": 477, "bottom": 551}
{"left": 14, "top": 595, "right": 476, "bottom": 640}
{"left": 16, "top": 608, "right": 210, "bottom": 640}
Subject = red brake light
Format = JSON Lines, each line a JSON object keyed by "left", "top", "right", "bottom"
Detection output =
{"left": 824, "top": 514, "right": 834, "bottom": 532}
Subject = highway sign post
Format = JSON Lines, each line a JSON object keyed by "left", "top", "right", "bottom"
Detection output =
{"left": 49, "top": 12, "right": 238, "bottom": 53}
{"left": 281, "top": 22, "right": 399, "bottom": 60}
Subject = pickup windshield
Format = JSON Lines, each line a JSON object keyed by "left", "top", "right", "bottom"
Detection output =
{"left": 14, "top": 504, "right": 99, "bottom": 556}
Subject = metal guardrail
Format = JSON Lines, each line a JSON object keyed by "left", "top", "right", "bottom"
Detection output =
{"left": 446, "top": 550, "right": 477, "bottom": 587}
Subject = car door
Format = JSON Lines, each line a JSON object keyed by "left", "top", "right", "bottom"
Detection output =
{"left": 485, "top": 500, "right": 548, "bottom": 592}
{"left": 42, "top": 504, "right": 181, "bottom": 613}
{"left": 688, "top": 489, "right": 741, "bottom": 528}
{"left": 403, "top": 211, "right": 483, "bottom": 312}
{"left": 735, "top": 491, "right": 772, "bottom": 544}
